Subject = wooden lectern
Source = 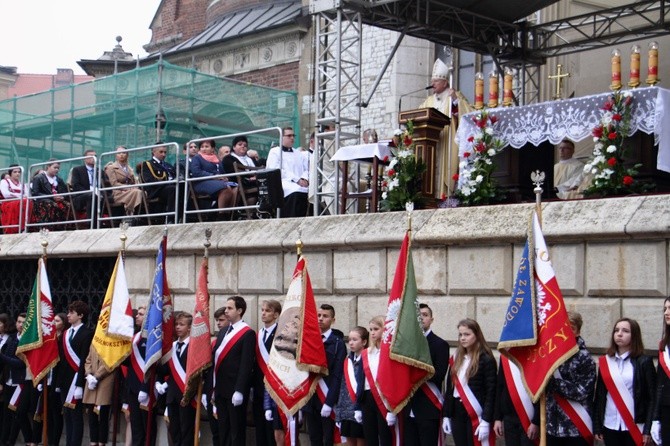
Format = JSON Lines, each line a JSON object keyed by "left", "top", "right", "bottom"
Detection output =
{"left": 399, "top": 108, "right": 450, "bottom": 201}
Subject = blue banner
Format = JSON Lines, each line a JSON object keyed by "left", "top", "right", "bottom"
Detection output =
{"left": 143, "top": 237, "right": 167, "bottom": 372}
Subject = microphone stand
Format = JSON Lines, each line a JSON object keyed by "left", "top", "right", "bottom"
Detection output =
{"left": 398, "top": 86, "right": 433, "bottom": 123}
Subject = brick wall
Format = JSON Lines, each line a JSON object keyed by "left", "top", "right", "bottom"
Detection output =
{"left": 229, "top": 62, "right": 300, "bottom": 91}
{"left": 148, "top": 0, "right": 208, "bottom": 53}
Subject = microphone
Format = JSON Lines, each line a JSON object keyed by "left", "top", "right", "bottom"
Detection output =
{"left": 399, "top": 86, "right": 433, "bottom": 118}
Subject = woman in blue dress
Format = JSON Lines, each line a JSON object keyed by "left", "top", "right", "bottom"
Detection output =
{"left": 190, "top": 139, "right": 238, "bottom": 212}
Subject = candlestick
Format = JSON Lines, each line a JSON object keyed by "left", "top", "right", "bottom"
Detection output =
{"left": 488, "top": 70, "right": 499, "bottom": 108}
{"left": 503, "top": 67, "right": 514, "bottom": 107}
{"left": 610, "top": 49, "right": 621, "bottom": 91}
{"left": 646, "top": 41, "right": 659, "bottom": 86}
{"left": 628, "top": 44, "right": 641, "bottom": 88}
{"left": 474, "top": 72, "right": 484, "bottom": 110}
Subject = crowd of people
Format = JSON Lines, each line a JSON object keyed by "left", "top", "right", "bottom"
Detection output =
{"left": 1, "top": 294, "right": 669, "bottom": 446}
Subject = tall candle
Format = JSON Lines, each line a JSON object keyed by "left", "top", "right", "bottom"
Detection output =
{"left": 646, "top": 41, "right": 659, "bottom": 85}
{"left": 474, "top": 72, "right": 484, "bottom": 110}
{"left": 629, "top": 44, "right": 641, "bottom": 88}
{"left": 611, "top": 49, "right": 621, "bottom": 90}
{"left": 488, "top": 71, "right": 499, "bottom": 108}
{"left": 503, "top": 68, "right": 513, "bottom": 106}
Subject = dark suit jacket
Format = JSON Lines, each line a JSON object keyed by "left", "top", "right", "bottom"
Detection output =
{"left": 57, "top": 325, "right": 94, "bottom": 392}
{"left": 160, "top": 340, "right": 189, "bottom": 405}
{"left": 306, "top": 331, "right": 346, "bottom": 411}
{"left": 0, "top": 333, "right": 25, "bottom": 384}
{"left": 253, "top": 325, "right": 276, "bottom": 393}
{"left": 31, "top": 173, "right": 67, "bottom": 198}
{"left": 124, "top": 333, "right": 147, "bottom": 395}
{"left": 407, "top": 331, "right": 450, "bottom": 419}
{"left": 221, "top": 154, "right": 257, "bottom": 188}
{"left": 443, "top": 352, "right": 497, "bottom": 423}
{"left": 139, "top": 158, "right": 176, "bottom": 200}
{"left": 70, "top": 165, "right": 98, "bottom": 212}
{"left": 212, "top": 326, "right": 256, "bottom": 400}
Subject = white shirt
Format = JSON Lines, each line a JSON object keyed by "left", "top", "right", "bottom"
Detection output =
{"left": 232, "top": 153, "right": 256, "bottom": 168}
{"left": 266, "top": 146, "right": 309, "bottom": 197}
{"left": 174, "top": 336, "right": 190, "bottom": 358}
{"left": 0, "top": 179, "right": 27, "bottom": 199}
{"left": 603, "top": 351, "right": 635, "bottom": 431}
{"left": 365, "top": 346, "right": 381, "bottom": 390}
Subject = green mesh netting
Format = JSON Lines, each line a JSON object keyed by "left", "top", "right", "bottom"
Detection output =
{"left": 0, "top": 61, "right": 298, "bottom": 173}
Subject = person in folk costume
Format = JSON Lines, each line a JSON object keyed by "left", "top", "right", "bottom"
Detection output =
{"left": 594, "top": 318, "right": 655, "bottom": 446}
{"left": 544, "top": 311, "right": 596, "bottom": 446}
{"left": 442, "top": 318, "right": 497, "bottom": 446}
{"left": 212, "top": 296, "right": 256, "bottom": 446}
{"left": 154, "top": 312, "right": 195, "bottom": 446}
{"left": 652, "top": 297, "right": 670, "bottom": 445}
{"left": 30, "top": 160, "right": 72, "bottom": 230}
{"left": 303, "top": 304, "right": 346, "bottom": 446}
{"left": 418, "top": 58, "right": 473, "bottom": 198}
{"left": 82, "top": 344, "right": 116, "bottom": 446}
{"left": 253, "top": 299, "right": 281, "bottom": 446}
{"left": 0, "top": 164, "right": 30, "bottom": 233}
{"left": 335, "top": 326, "right": 367, "bottom": 445}
{"left": 493, "top": 355, "right": 540, "bottom": 445}
{"left": 360, "top": 315, "right": 394, "bottom": 446}
{"left": 58, "top": 301, "right": 94, "bottom": 446}
{"left": 404, "top": 303, "right": 450, "bottom": 446}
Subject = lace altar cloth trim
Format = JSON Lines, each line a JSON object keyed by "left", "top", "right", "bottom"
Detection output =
{"left": 456, "top": 86, "right": 670, "bottom": 173}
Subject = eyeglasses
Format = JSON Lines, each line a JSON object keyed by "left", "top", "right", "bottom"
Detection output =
{"left": 284, "top": 134, "right": 295, "bottom": 137}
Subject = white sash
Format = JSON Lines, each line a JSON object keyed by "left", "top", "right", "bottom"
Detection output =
{"left": 64, "top": 328, "right": 82, "bottom": 407}
{"left": 507, "top": 359, "right": 535, "bottom": 422}
{"left": 170, "top": 341, "right": 187, "bottom": 392}
{"left": 457, "top": 371, "right": 484, "bottom": 417}
{"left": 344, "top": 357, "right": 358, "bottom": 401}
{"left": 257, "top": 330, "right": 270, "bottom": 364}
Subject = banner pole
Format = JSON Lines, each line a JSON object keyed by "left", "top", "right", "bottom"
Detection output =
{"left": 531, "top": 170, "right": 545, "bottom": 226}
{"left": 540, "top": 393, "right": 547, "bottom": 446}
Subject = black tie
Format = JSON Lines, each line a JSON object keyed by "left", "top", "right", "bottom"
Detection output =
{"left": 176, "top": 341, "right": 184, "bottom": 357}
{"left": 226, "top": 325, "right": 233, "bottom": 336}
{"left": 263, "top": 329, "right": 268, "bottom": 343}
{"left": 322, "top": 334, "right": 326, "bottom": 342}
{"left": 69, "top": 329, "right": 75, "bottom": 343}
{"left": 282, "top": 147, "right": 293, "bottom": 153}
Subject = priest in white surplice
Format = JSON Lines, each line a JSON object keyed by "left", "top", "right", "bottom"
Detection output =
{"left": 554, "top": 139, "right": 585, "bottom": 200}
{"left": 419, "top": 59, "right": 473, "bottom": 198}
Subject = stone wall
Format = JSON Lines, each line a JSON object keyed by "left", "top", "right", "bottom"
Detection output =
{"left": 2, "top": 195, "right": 667, "bottom": 352}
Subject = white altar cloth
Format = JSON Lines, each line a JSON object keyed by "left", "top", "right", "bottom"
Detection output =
{"left": 330, "top": 142, "right": 393, "bottom": 162}
{"left": 456, "top": 86, "right": 670, "bottom": 173}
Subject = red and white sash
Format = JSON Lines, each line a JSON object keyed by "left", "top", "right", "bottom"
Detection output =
{"left": 316, "top": 379, "right": 342, "bottom": 443}
{"left": 255, "top": 328, "right": 271, "bottom": 378}
{"left": 553, "top": 393, "right": 594, "bottom": 445}
{"left": 344, "top": 357, "right": 359, "bottom": 403}
{"left": 8, "top": 384, "right": 23, "bottom": 411}
{"left": 168, "top": 340, "right": 197, "bottom": 408}
{"left": 420, "top": 381, "right": 444, "bottom": 412}
{"left": 213, "top": 323, "right": 252, "bottom": 387}
{"left": 500, "top": 356, "right": 538, "bottom": 444}
{"left": 361, "top": 349, "right": 401, "bottom": 446}
{"left": 130, "top": 332, "right": 146, "bottom": 382}
{"left": 63, "top": 328, "right": 82, "bottom": 408}
{"left": 658, "top": 346, "right": 670, "bottom": 379}
{"left": 449, "top": 357, "right": 496, "bottom": 446}
{"left": 598, "top": 355, "right": 642, "bottom": 445}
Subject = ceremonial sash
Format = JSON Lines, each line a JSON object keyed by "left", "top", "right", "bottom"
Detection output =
{"left": 598, "top": 355, "right": 643, "bottom": 445}
{"left": 659, "top": 346, "right": 670, "bottom": 379}
{"left": 553, "top": 393, "right": 594, "bottom": 445}
{"left": 361, "top": 349, "right": 401, "bottom": 446}
{"left": 344, "top": 357, "right": 358, "bottom": 403}
{"left": 168, "top": 342, "right": 197, "bottom": 409}
{"left": 500, "top": 356, "right": 538, "bottom": 445}
{"left": 255, "top": 329, "right": 271, "bottom": 378}
{"left": 63, "top": 328, "right": 82, "bottom": 408}
{"left": 316, "top": 379, "right": 343, "bottom": 443}
{"left": 8, "top": 384, "right": 22, "bottom": 411}
{"left": 449, "top": 357, "right": 496, "bottom": 446}
{"left": 420, "top": 381, "right": 444, "bottom": 411}
{"left": 130, "top": 332, "right": 146, "bottom": 383}
{"left": 213, "top": 323, "right": 252, "bottom": 387}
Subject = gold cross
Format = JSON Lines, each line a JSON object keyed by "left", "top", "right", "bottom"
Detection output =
{"left": 548, "top": 64, "right": 570, "bottom": 100}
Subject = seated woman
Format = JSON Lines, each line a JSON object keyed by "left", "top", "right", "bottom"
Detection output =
{"left": 30, "top": 159, "right": 71, "bottom": 230}
{"left": 0, "top": 165, "right": 30, "bottom": 234}
{"left": 190, "top": 139, "right": 238, "bottom": 215}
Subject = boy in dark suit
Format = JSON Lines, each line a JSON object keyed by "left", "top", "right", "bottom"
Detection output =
{"left": 404, "top": 303, "right": 450, "bottom": 446}
{"left": 213, "top": 296, "right": 256, "bottom": 446}
{"left": 304, "top": 304, "right": 346, "bottom": 446}
{"left": 59, "top": 301, "right": 93, "bottom": 446}
{"left": 155, "top": 312, "right": 194, "bottom": 446}
{"left": 253, "top": 299, "right": 281, "bottom": 446}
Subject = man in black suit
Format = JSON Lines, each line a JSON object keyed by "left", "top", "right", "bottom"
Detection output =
{"left": 69, "top": 149, "right": 98, "bottom": 220}
{"left": 59, "top": 301, "right": 93, "bottom": 446}
{"left": 214, "top": 296, "right": 256, "bottom": 446}
{"left": 130, "top": 307, "right": 156, "bottom": 446}
{"left": 155, "top": 312, "right": 195, "bottom": 446}
{"left": 404, "top": 303, "right": 450, "bottom": 446}
{"left": 139, "top": 145, "right": 178, "bottom": 222}
{"left": 253, "top": 299, "right": 281, "bottom": 446}
{"left": 304, "top": 304, "right": 346, "bottom": 446}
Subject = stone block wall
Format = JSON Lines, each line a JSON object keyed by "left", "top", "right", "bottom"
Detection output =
{"left": 2, "top": 195, "right": 667, "bottom": 354}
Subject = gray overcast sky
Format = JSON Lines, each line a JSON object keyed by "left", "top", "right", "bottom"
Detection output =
{"left": 2, "top": 1, "right": 161, "bottom": 75}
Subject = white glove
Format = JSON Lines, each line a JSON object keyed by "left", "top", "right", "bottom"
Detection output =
{"left": 201, "top": 394, "right": 208, "bottom": 409}
{"left": 354, "top": 410, "right": 363, "bottom": 424}
{"left": 55, "top": 387, "right": 61, "bottom": 393}
{"left": 86, "top": 374, "right": 98, "bottom": 390}
{"left": 386, "top": 412, "right": 397, "bottom": 426}
{"left": 652, "top": 420, "right": 662, "bottom": 445}
{"left": 74, "top": 386, "right": 83, "bottom": 400}
{"left": 265, "top": 410, "right": 273, "bottom": 421}
{"left": 154, "top": 381, "right": 168, "bottom": 395}
{"left": 320, "top": 404, "right": 332, "bottom": 418}
{"left": 475, "top": 420, "right": 490, "bottom": 442}
{"left": 36, "top": 383, "right": 43, "bottom": 392}
{"left": 138, "top": 391, "right": 149, "bottom": 406}
{"left": 231, "top": 391, "right": 244, "bottom": 407}
{"left": 442, "top": 417, "right": 452, "bottom": 434}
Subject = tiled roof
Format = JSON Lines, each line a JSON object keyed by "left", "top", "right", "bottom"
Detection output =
{"left": 7, "top": 73, "right": 94, "bottom": 98}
